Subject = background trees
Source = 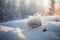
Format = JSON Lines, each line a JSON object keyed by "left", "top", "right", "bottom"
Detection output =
{"left": 0, "top": 0, "right": 60, "bottom": 22}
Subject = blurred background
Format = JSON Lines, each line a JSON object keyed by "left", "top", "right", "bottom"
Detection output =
{"left": 0, "top": 0, "right": 60, "bottom": 22}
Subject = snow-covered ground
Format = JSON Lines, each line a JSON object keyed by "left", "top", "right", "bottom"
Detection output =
{"left": 0, "top": 19, "right": 28, "bottom": 29}
{"left": 0, "top": 16, "right": 60, "bottom": 40}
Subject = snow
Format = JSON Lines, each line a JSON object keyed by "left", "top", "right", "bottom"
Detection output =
{"left": 0, "top": 16, "right": 60, "bottom": 40}
{"left": 0, "top": 26, "right": 59, "bottom": 40}
{"left": 0, "top": 19, "right": 28, "bottom": 29}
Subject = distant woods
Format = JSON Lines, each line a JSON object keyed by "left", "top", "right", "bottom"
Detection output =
{"left": 0, "top": 0, "right": 37, "bottom": 22}
{"left": 0, "top": 0, "right": 60, "bottom": 22}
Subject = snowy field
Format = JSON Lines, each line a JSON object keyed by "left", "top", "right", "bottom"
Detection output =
{"left": 0, "top": 16, "right": 60, "bottom": 40}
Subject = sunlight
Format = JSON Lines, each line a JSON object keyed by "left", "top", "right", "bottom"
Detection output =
{"left": 0, "top": 26, "right": 14, "bottom": 32}
{"left": 15, "top": 28, "right": 26, "bottom": 39}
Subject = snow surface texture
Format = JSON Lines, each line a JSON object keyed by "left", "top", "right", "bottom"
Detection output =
{"left": 0, "top": 16, "right": 60, "bottom": 40}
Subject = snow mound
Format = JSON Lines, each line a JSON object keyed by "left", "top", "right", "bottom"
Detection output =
{"left": 27, "top": 14, "right": 42, "bottom": 29}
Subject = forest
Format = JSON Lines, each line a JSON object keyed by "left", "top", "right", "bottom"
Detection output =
{"left": 0, "top": 0, "right": 60, "bottom": 22}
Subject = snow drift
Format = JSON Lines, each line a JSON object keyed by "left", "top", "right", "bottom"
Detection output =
{"left": 0, "top": 15, "right": 60, "bottom": 40}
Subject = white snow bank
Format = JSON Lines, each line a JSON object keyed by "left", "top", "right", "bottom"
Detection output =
{"left": 0, "top": 26, "right": 26, "bottom": 40}
{"left": 0, "top": 15, "right": 60, "bottom": 40}
{"left": 0, "top": 19, "right": 28, "bottom": 29}
{"left": 0, "top": 26, "right": 59, "bottom": 40}
{"left": 46, "top": 22, "right": 60, "bottom": 33}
